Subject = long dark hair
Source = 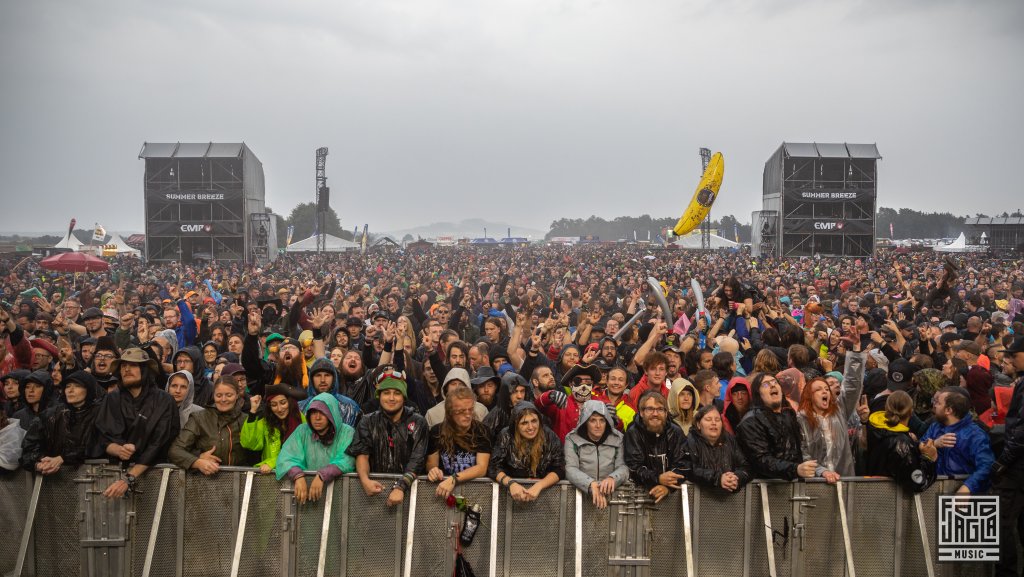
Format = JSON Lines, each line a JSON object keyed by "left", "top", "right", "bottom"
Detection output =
{"left": 438, "top": 387, "right": 486, "bottom": 456}
{"left": 264, "top": 394, "right": 302, "bottom": 441}
{"left": 512, "top": 406, "right": 545, "bottom": 477}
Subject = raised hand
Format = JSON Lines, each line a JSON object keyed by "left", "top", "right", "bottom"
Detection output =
{"left": 247, "top": 311, "right": 262, "bottom": 336}
{"left": 549, "top": 390, "right": 568, "bottom": 409}
{"left": 249, "top": 395, "right": 262, "bottom": 415}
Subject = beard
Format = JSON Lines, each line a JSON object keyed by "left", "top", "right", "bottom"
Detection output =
{"left": 339, "top": 361, "right": 363, "bottom": 381}
{"left": 276, "top": 354, "right": 306, "bottom": 386}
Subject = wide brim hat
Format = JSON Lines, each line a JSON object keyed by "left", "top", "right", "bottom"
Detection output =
{"left": 264, "top": 383, "right": 308, "bottom": 401}
{"left": 110, "top": 347, "right": 159, "bottom": 374}
{"left": 559, "top": 363, "right": 603, "bottom": 387}
{"left": 470, "top": 367, "right": 500, "bottom": 387}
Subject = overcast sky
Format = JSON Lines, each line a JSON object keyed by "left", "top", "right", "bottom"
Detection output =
{"left": 1, "top": 0, "right": 1022, "bottom": 235}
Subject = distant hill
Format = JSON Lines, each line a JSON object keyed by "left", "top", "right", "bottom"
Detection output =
{"left": 385, "top": 218, "right": 546, "bottom": 240}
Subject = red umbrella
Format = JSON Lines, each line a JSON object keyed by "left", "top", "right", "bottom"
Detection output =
{"left": 39, "top": 252, "right": 110, "bottom": 273}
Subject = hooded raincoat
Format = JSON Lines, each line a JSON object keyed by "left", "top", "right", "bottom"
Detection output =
{"left": 276, "top": 393, "right": 356, "bottom": 482}
{"left": 722, "top": 377, "right": 752, "bottom": 435}
{"left": 166, "top": 370, "right": 205, "bottom": 429}
{"left": 482, "top": 372, "right": 535, "bottom": 437}
{"left": 173, "top": 347, "right": 212, "bottom": 407}
{"left": 12, "top": 370, "right": 56, "bottom": 430}
{"left": 20, "top": 370, "right": 103, "bottom": 469}
{"left": 298, "top": 358, "right": 360, "bottom": 427}
{"left": 667, "top": 378, "right": 701, "bottom": 436}
{"left": 564, "top": 400, "right": 629, "bottom": 494}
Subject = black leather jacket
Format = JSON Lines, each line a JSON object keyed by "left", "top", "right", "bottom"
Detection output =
{"left": 623, "top": 415, "right": 689, "bottom": 489}
{"left": 736, "top": 406, "right": 803, "bottom": 480}
{"left": 345, "top": 407, "right": 428, "bottom": 476}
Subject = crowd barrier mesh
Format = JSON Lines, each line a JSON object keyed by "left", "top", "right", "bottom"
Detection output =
{"left": 0, "top": 469, "right": 32, "bottom": 575}
{"left": 0, "top": 466, "right": 996, "bottom": 577}
{"left": 129, "top": 467, "right": 184, "bottom": 577}
{"left": 33, "top": 465, "right": 83, "bottom": 577}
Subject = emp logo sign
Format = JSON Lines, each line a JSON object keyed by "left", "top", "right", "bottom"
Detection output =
{"left": 813, "top": 222, "right": 844, "bottom": 231}
{"left": 180, "top": 224, "right": 212, "bottom": 233}
{"left": 938, "top": 495, "right": 999, "bottom": 562}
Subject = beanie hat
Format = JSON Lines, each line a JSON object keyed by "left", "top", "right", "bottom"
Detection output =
{"left": 376, "top": 377, "right": 408, "bottom": 398}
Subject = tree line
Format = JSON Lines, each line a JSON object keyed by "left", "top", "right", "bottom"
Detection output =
{"left": 545, "top": 214, "right": 752, "bottom": 242}
{"left": 546, "top": 207, "right": 1024, "bottom": 242}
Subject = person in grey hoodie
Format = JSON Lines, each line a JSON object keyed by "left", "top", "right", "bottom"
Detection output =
{"left": 165, "top": 370, "right": 205, "bottom": 429}
{"left": 564, "top": 400, "right": 630, "bottom": 509}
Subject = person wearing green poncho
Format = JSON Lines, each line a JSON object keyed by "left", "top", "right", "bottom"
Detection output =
{"left": 275, "top": 392, "right": 356, "bottom": 504}
{"left": 241, "top": 383, "right": 307, "bottom": 474}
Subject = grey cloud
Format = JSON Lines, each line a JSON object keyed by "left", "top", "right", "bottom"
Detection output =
{"left": 0, "top": 0, "right": 1021, "bottom": 234}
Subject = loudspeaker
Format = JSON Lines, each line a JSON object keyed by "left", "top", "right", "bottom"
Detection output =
{"left": 317, "top": 187, "right": 330, "bottom": 211}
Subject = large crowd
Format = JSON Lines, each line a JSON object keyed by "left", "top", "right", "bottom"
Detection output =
{"left": 0, "top": 245, "right": 1022, "bottom": 574}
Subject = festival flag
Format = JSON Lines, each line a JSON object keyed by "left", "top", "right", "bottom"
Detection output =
{"left": 353, "top": 225, "right": 359, "bottom": 241}
{"left": 890, "top": 222, "right": 894, "bottom": 238}
{"left": 68, "top": 218, "right": 76, "bottom": 238}
{"left": 361, "top": 224, "right": 368, "bottom": 254}
{"left": 92, "top": 223, "right": 106, "bottom": 243}
{"left": 286, "top": 225, "right": 294, "bottom": 246}
{"left": 734, "top": 223, "right": 739, "bottom": 243}
{"left": 673, "top": 312, "right": 692, "bottom": 336}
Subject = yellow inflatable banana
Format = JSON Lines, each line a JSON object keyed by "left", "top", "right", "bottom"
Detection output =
{"left": 673, "top": 152, "right": 724, "bottom": 236}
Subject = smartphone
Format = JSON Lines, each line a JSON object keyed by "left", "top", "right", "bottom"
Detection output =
{"left": 819, "top": 344, "right": 829, "bottom": 359}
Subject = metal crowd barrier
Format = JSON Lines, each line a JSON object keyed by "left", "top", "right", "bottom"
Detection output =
{"left": 0, "top": 462, "right": 992, "bottom": 577}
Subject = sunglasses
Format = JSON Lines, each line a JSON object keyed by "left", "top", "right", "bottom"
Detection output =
{"left": 376, "top": 369, "right": 406, "bottom": 384}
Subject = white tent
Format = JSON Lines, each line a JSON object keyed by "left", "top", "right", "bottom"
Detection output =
{"left": 672, "top": 233, "right": 739, "bottom": 249}
{"left": 53, "top": 231, "right": 84, "bottom": 250}
{"left": 933, "top": 232, "right": 984, "bottom": 253}
{"left": 285, "top": 233, "right": 359, "bottom": 253}
{"left": 106, "top": 234, "right": 141, "bottom": 256}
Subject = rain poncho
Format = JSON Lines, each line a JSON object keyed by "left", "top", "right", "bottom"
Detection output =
{"left": 241, "top": 400, "right": 305, "bottom": 471}
{"left": 796, "top": 351, "right": 865, "bottom": 477}
{"left": 276, "top": 393, "right": 356, "bottom": 482}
